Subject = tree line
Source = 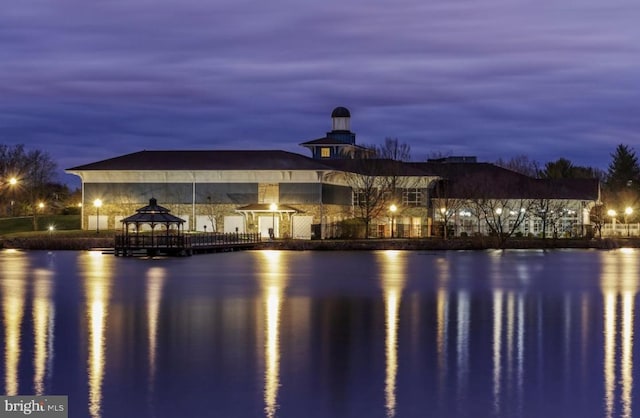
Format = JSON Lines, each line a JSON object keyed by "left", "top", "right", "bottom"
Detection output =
{"left": 0, "top": 144, "right": 78, "bottom": 229}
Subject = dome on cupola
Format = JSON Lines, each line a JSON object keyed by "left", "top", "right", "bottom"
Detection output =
{"left": 331, "top": 106, "right": 351, "bottom": 118}
{"left": 331, "top": 106, "right": 351, "bottom": 132}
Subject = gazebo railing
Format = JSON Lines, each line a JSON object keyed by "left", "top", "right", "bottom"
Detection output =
{"left": 115, "top": 232, "right": 261, "bottom": 251}
{"left": 115, "top": 234, "right": 190, "bottom": 249}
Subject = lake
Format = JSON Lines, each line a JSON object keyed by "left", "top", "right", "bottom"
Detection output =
{"left": 0, "top": 248, "right": 638, "bottom": 417}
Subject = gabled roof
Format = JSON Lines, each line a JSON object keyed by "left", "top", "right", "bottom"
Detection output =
{"left": 67, "top": 150, "right": 335, "bottom": 171}
{"left": 120, "top": 198, "right": 186, "bottom": 225}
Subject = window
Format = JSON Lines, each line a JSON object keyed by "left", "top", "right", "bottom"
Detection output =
{"left": 320, "top": 147, "right": 330, "bottom": 158}
{"left": 402, "top": 188, "right": 423, "bottom": 206}
{"left": 353, "top": 190, "right": 366, "bottom": 206}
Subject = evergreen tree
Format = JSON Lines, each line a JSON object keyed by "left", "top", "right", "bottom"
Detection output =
{"left": 605, "top": 144, "right": 640, "bottom": 210}
{"left": 606, "top": 144, "right": 640, "bottom": 191}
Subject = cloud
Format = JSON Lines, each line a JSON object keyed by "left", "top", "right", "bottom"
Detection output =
{"left": 0, "top": 0, "right": 638, "bottom": 185}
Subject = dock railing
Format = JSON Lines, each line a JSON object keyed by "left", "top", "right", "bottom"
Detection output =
{"left": 115, "top": 231, "right": 262, "bottom": 256}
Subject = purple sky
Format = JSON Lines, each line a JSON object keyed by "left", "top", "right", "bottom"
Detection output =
{"left": 1, "top": 0, "right": 639, "bottom": 185}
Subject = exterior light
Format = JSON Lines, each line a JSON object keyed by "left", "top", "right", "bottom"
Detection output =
{"left": 8, "top": 177, "right": 17, "bottom": 216}
{"left": 625, "top": 207, "right": 633, "bottom": 237}
{"left": 38, "top": 202, "right": 44, "bottom": 209}
{"left": 495, "top": 208, "right": 502, "bottom": 215}
{"left": 607, "top": 209, "right": 616, "bottom": 218}
{"left": 93, "top": 199, "right": 103, "bottom": 234}
{"left": 269, "top": 203, "right": 277, "bottom": 239}
{"left": 439, "top": 207, "right": 446, "bottom": 215}
{"left": 389, "top": 204, "right": 397, "bottom": 238}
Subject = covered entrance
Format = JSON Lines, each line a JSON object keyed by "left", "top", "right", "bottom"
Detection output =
{"left": 235, "top": 203, "right": 300, "bottom": 239}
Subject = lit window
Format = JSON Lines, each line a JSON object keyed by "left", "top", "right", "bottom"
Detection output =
{"left": 402, "top": 188, "right": 423, "bottom": 206}
{"left": 320, "top": 148, "right": 330, "bottom": 158}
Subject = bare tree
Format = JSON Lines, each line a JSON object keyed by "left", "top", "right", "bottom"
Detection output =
{"left": 494, "top": 155, "right": 540, "bottom": 177}
{"left": 346, "top": 158, "right": 393, "bottom": 238}
{"left": 376, "top": 137, "right": 411, "bottom": 162}
{"left": 529, "top": 199, "right": 568, "bottom": 239}
{"left": 343, "top": 139, "right": 421, "bottom": 238}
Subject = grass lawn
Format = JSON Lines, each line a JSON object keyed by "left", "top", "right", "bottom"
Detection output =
{"left": 0, "top": 215, "right": 82, "bottom": 236}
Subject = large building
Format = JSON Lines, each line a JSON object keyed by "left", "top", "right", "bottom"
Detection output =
{"left": 66, "top": 107, "right": 599, "bottom": 239}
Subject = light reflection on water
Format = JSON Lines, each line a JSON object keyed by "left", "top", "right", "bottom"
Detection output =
{"left": 378, "top": 250, "right": 405, "bottom": 418}
{"left": 601, "top": 249, "right": 638, "bottom": 418}
{"left": 260, "top": 250, "right": 287, "bottom": 418}
{"left": 1, "top": 249, "right": 640, "bottom": 417}
{"left": 81, "top": 251, "right": 113, "bottom": 418}
{"left": 146, "top": 267, "right": 165, "bottom": 386}
{"left": 32, "top": 268, "right": 54, "bottom": 396}
{"left": 2, "top": 250, "right": 26, "bottom": 396}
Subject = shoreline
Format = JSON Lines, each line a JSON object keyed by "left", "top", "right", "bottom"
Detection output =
{"left": 0, "top": 235, "right": 637, "bottom": 251}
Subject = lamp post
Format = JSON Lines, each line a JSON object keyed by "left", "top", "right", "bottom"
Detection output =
{"left": 389, "top": 204, "right": 397, "bottom": 238}
{"left": 94, "top": 199, "right": 103, "bottom": 234}
{"left": 625, "top": 207, "right": 633, "bottom": 237}
{"left": 607, "top": 209, "right": 616, "bottom": 236}
{"left": 269, "top": 203, "right": 277, "bottom": 239}
{"left": 495, "top": 207, "right": 503, "bottom": 235}
{"left": 8, "top": 177, "right": 17, "bottom": 216}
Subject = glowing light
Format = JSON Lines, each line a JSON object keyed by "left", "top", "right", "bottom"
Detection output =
{"left": 82, "top": 252, "right": 113, "bottom": 418}
{"left": 493, "top": 291, "right": 503, "bottom": 415}
{"left": 2, "top": 253, "right": 27, "bottom": 396}
{"left": 495, "top": 208, "right": 503, "bottom": 215}
{"left": 147, "top": 268, "right": 166, "bottom": 386}
{"left": 379, "top": 250, "right": 406, "bottom": 418}
{"left": 33, "top": 269, "right": 54, "bottom": 396}
{"left": 600, "top": 250, "right": 639, "bottom": 418}
{"left": 260, "top": 251, "right": 287, "bottom": 418}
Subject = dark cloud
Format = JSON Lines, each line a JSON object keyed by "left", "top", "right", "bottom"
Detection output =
{"left": 0, "top": 0, "right": 638, "bottom": 186}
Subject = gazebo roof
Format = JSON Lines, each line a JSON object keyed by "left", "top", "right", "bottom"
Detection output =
{"left": 120, "top": 198, "right": 186, "bottom": 225}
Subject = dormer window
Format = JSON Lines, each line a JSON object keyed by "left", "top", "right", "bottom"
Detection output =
{"left": 321, "top": 147, "right": 330, "bottom": 158}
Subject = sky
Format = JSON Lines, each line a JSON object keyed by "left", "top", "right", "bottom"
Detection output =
{"left": 1, "top": 0, "right": 639, "bottom": 186}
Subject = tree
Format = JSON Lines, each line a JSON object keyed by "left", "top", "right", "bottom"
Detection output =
{"left": 540, "top": 158, "right": 574, "bottom": 179}
{"left": 0, "top": 145, "right": 58, "bottom": 228}
{"left": 529, "top": 199, "right": 568, "bottom": 239}
{"left": 540, "top": 158, "right": 605, "bottom": 180}
{"left": 605, "top": 144, "right": 640, "bottom": 212}
{"left": 494, "top": 155, "right": 539, "bottom": 177}
{"left": 376, "top": 137, "right": 411, "bottom": 162}
{"left": 346, "top": 157, "right": 393, "bottom": 238}
{"left": 344, "top": 139, "right": 420, "bottom": 238}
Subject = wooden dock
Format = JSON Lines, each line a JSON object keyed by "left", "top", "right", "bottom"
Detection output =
{"left": 114, "top": 232, "right": 262, "bottom": 257}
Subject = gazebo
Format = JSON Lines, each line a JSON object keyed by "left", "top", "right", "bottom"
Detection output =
{"left": 115, "top": 198, "right": 187, "bottom": 256}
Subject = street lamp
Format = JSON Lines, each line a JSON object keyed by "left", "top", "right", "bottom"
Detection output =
{"left": 269, "top": 203, "right": 277, "bottom": 239}
{"left": 8, "top": 177, "right": 17, "bottom": 216}
{"left": 389, "top": 204, "right": 397, "bottom": 238}
{"left": 625, "top": 207, "right": 633, "bottom": 237}
{"left": 607, "top": 209, "right": 617, "bottom": 236}
{"left": 93, "top": 199, "right": 103, "bottom": 234}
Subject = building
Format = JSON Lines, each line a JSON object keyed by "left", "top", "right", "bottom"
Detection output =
{"left": 66, "top": 107, "right": 599, "bottom": 239}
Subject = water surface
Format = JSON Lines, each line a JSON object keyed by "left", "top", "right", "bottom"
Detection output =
{"left": 0, "top": 248, "right": 638, "bottom": 417}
